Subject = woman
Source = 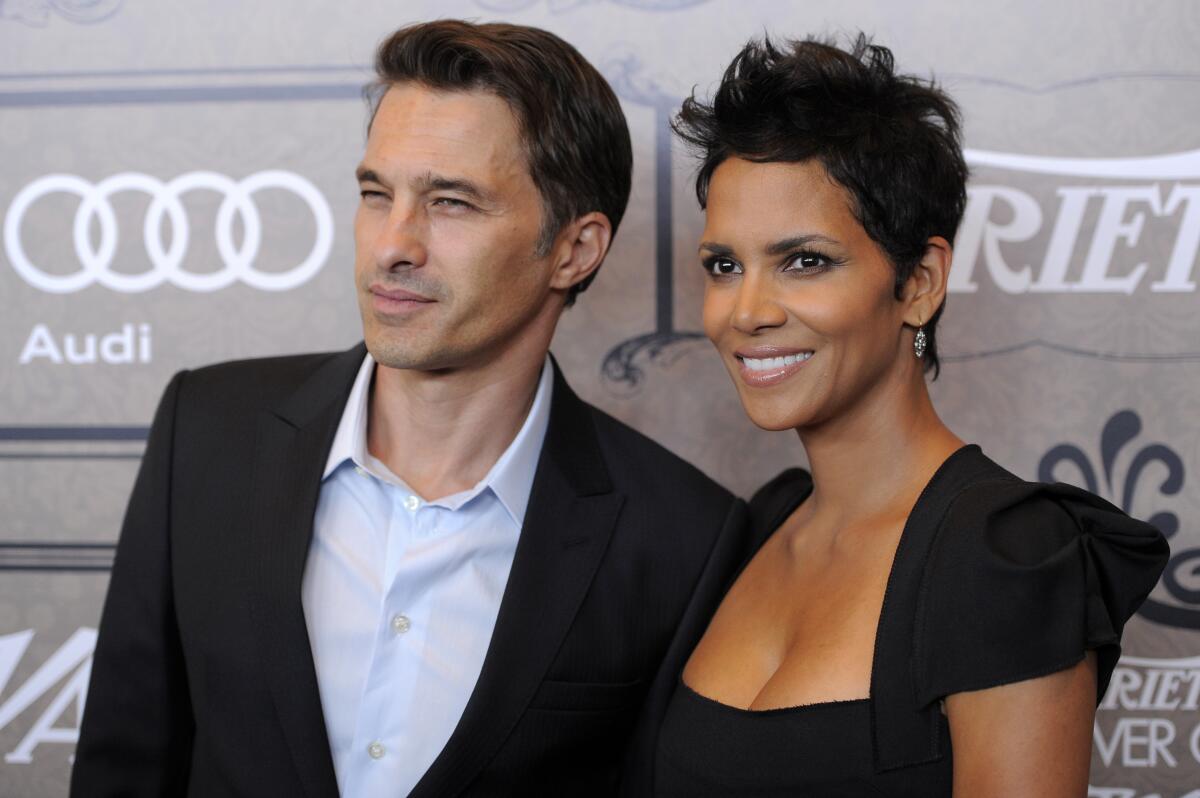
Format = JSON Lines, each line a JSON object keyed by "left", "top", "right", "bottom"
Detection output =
{"left": 656, "top": 35, "right": 1169, "bottom": 796}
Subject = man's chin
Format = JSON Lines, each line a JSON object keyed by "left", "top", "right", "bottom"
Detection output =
{"left": 365, "top": 338, "right": 466, "bottom": 373}
{"left": 366, "top": 339, "right": 426, "bottom": 369}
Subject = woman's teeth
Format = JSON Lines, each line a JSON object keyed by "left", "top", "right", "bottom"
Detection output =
{"left": 741, "top": 352, "right": 813, "bottom": 371}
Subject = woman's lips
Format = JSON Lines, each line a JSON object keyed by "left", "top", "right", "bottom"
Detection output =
{"left": 734, "top": 349, "right": 814, "bottom": 387}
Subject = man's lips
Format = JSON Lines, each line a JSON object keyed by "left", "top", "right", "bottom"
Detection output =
{"left": 369, "top": 284, "right": 436, "bottom": 315}
{"left": 733, "top": 346, "right": 815, "bottom": 387}
{"left": 370, "top": 285, "right": 434, "bottom": 303}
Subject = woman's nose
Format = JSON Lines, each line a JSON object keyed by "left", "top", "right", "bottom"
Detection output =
{"left": 731, "top": 271, "right": 787, "bottom": 334}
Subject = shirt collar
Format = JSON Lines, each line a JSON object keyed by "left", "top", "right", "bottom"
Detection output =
{"left": 322, "top": 352, "right": 554, "bottom": 526}
{"left": 322, "top": 352, "right": 374, "bottom": 482}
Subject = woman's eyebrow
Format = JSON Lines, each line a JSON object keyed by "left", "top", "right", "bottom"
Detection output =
{"left": 764, "top": 234, "right": 840, "bottom": 255}
{"left": 699, "top": 234, "right": 843, "bottom": 257}
{"left": 698, "top": 241, "right": 734, "bottom": 256}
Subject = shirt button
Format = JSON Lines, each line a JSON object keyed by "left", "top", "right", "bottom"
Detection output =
{"left": 391, "top": 614, "right": 411, "bottom": 634}
{"left": 403, "top": 494, "right": 420, "bottom": 512}
{"left": 354, "top": 465, "right": 369, "bottom": 478}
{"left": 367, "top": 741, "right": 385, "bottom": 760}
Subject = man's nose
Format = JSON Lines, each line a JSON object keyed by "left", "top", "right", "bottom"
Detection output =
{"left": 731, "top": 270, "right": 787, "bottom": 334}
{"left": 372, "top": 203, "right": 429, "bottom": 272}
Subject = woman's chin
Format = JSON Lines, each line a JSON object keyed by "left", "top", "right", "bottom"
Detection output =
{"left": 738, "top": 397, "right": 814, "bottom": 433}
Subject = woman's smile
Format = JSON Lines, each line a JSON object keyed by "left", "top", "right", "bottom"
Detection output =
{"left": 734, "top": 347, "right": 815, "bottom": 387}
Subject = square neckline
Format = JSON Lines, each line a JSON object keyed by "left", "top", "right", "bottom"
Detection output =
{"left": 679, "top": 444, "right": 980, "bottom": 715}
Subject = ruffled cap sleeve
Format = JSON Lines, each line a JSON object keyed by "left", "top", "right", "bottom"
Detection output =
{"left": 913, "top": 479, "right": 1169, "bottom": 707}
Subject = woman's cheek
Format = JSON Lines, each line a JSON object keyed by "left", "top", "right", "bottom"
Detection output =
{"left": 702, "top": 285, "right": 731, "bottom": 345}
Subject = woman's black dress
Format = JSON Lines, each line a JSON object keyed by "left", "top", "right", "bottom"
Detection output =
{"left": 654, "top": 445, "right": 1168, "bottom": 797}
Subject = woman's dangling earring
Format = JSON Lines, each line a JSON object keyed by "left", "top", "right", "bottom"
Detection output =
{"left": 913, "top": 326, "right": 927, "bottom": 359}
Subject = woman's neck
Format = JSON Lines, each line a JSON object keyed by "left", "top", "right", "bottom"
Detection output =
{"left": 797, "top": 374, "right": 964, "bottom": 528}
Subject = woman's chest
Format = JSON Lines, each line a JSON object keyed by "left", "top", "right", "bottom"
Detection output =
{"left": 683, "top": 523, "right": 904, "bottom": 710}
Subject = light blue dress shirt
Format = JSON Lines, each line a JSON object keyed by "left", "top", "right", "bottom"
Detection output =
{"left": 301, "top": 353, "right": 553, "bottom": 797}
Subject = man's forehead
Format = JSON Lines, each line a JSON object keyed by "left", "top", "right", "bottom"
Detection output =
{"left": 363, "top": 84, "right": 530, "bottom": 187}
{"left": 370, "top": 83, "right": 521, "bottom": 141}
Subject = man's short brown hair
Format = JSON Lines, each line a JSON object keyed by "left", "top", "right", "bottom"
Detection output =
{"left": 369, "top": 20, "right": 633, "bottom": 304}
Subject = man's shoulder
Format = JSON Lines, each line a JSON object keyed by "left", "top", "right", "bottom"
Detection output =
{"left": 170, "top": 345, "right": 362, "bottom": 420}
{"left": 185, "top": 348, "right": 348, "bottom": 388}
{"left": 581, "top": 400, "right": 735, "bottom": 509}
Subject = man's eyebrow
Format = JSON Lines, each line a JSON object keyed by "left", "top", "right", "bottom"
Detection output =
{"left": 354, "top": 168, "right": 496, "bottom": 203}
{"left": 414, "top": 172, "right": 493, "bottom": 203}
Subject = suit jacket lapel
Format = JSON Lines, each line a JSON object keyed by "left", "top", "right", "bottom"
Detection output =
{"left": 245, "top": 343, "right": 365, "bottom": 798}
{"left": 409, "top": 360, "right": 624, "bottom": 798}
{"left": 618, "top": 496, "right": 749, "bottom": 797}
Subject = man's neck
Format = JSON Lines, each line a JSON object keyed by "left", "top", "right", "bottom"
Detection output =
{"left": 366, "top": 345, "right": 548, "bottom": 502}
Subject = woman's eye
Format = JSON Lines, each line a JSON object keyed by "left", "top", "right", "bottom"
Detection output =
{"left": 704, "top": 257, "right": 742, "bottom": 277}
{"left": 786, "top": 252, "right": 832, "bottom": 272}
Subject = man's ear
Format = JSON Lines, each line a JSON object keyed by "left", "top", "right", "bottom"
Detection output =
{"left": 547, "top": 211, "right": 613, "bottom": 293}
{"left": 902, "top": 236, "right": 952, "bottom": 327}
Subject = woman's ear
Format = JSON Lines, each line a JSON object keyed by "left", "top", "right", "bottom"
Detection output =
{"left": 548, "top": 211, "right": 613, "bottom": 294}
{"left": 903, "top": 236, "right": 952, "bottom": 326}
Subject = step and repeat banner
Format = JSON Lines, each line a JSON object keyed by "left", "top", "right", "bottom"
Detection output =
{"left": 2, "top": 1, "right": 1198, "bottom": 795}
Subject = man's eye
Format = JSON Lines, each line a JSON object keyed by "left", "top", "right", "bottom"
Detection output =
{"left": 359, "top": 190, "right": 387, "bottom": 202}
{"left": 703, "top": 257, "right": 741, "bottom": 276}
{"left": 433, "top": 197, "right": 473, "bottom": 209}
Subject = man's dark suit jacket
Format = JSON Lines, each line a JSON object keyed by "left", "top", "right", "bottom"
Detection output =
{"left": 71, "top": 343, "right": 748, "bottom": 797}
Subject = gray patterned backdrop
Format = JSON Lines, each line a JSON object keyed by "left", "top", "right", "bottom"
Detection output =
{"left": 2, "top": 1, "right": 1199, "bottom": 795}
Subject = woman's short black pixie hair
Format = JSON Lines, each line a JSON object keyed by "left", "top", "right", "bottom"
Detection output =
{"left": 672, "top": 34, "right": 968, "bottom": 376}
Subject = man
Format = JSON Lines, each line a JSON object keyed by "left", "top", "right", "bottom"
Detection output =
{"left": 71, "top": 20, "right": 746, "bottom": 798}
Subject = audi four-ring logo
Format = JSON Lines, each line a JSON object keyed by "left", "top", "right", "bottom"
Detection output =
{"left": 3, "top": 171, "right": 334, "bottom": 293}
